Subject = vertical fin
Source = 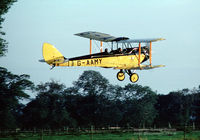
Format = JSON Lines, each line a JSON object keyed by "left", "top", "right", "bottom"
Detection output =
{"left": 42, "top": 43, "right": 65, "bottom": 65}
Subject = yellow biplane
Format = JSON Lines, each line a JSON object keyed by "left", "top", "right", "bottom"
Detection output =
{"left": 40, "top": 31, "right": 165, "bottom": 83}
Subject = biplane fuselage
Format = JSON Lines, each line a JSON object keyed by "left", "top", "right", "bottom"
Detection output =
{"left": 58, "top": 53, "right": 146, "bottom": 70}
{"left": 41, "top": 31, "right": 165, "bottom": 83}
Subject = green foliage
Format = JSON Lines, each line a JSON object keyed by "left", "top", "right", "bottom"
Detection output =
{"left": 72, "top": 70, "right": 109, "bottom": 96}
{"left": 1, "top": 68, "right": 200, "bottom": 129}
{"left": 117, "top": 84, "right": 158, "bottom": 128}
{"left": 22, "top": 80, "right": 76, "bottom": 129}
{"left": 21, "top": 71, "right": 159, "bottom": 129}
{"left": 155, "top": 88, "right": 200, "bottom": 128}
{"left": 35, "top": 80, "right": 66, "bottom": 94}
{"left": 0, "top": 0, "right": 17, "bottom": 15}
{"left": 0, "top": 67, "right": 33, "bottom": 129}
{"left": 0, "top": 0, "right": 17, "bottom": 57}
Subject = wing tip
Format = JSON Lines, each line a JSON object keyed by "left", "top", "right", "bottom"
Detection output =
{"left": 159, "top": 38, "right": 166, "bottom": 41}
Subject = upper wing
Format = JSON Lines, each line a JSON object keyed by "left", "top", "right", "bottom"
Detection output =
{"left": 118, "top": 38, "right": 165, "bottom": 43}
{"left": 74, "top": 31, "right": 129, "bottom": 42}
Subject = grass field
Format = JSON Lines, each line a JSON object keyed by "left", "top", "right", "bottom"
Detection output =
{"left": 0, "top": 131, "right": 200, "bottom": 140}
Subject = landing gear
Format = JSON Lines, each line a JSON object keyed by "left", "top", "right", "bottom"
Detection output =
{"left": 116, "top": 70, "right": 139, "bottom": 83}
{"left": 129, "top": 73, "right": 139, "bottom": 83}
{"left": 117, "top": 70, "right": 125, "bottom": 81}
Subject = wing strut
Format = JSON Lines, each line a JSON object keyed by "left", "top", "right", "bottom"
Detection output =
{"left": 149, "top": 41, "right": 152, "bottom": 66}
{"left": 138, "top": 42, "right": 141, "bottom": 67}
{"left": 100, "top": 41, "right": 103, "bottom": 52}
{"left": 90, "top": 39, "right": 92, "bottom": 55}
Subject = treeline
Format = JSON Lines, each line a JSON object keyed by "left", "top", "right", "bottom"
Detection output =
{"left": 0, "top": 67, "right": 200, "bottom": 130}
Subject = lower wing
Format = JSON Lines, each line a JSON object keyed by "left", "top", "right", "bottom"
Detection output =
{"left": 114, "top": 64, "right": 165, "bottom": 70}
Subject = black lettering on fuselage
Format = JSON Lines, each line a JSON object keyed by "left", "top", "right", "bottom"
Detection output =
{"left": 77, "top": 61, "right": 81, "bottom": 66}
{"left": 99, "top": 59, "right": 102, "bottom": 64}
{"left": 91, "top": 60, "right": 94, "bottom": 65}
{"left": 87, "top": 60, "right": 90, "bottom": 65}
{"left": 82, "top": 59, "right": 103, "bottom": 65}
{"left": 94, "top": 59, "right": 98, "bottom": 64}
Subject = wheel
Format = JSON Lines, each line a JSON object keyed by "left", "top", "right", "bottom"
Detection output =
{"left": 130, "top": 73, "right": 139, "bottom": 83}
{"left": 117, "top": 71, "right": 125, "bottom": 81}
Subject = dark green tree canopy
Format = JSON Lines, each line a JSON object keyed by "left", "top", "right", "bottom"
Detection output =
{"left": 0, "top": 0, "right": 17, "bottom": 56}
{"left": 35, "top": 80, "right": 66, "bottom": 95}
{"left": 72, "top": 70, "right": 109, "bottom": 96}
{"left": 0, "top": 67, "right": 33, "bottom": 129}
{"left": 23, "top": 80, "right": 76, "bottom": 129}
{"left": 1, "top": 67, "right": 200, "bottom": 129}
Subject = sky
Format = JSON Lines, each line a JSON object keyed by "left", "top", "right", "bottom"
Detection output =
{"left": 0, "top": 0, "right": 200, "bottom": 95}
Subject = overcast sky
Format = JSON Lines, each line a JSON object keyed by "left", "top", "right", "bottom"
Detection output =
{"left": 1, "top": 0, "right": 200, "bottom": 95}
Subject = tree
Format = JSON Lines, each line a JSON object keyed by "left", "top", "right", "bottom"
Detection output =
{"left": 62, "top": 91, "right": 122, "bottom": 128}
{"left": 120, "top": 84, "right": 157, "bottom": 128}
{"left": 155, "top": 89, "right": 196, "bottom": 128}
{"left": 22, "top": 80, "right": 76, "bottom": 129}
{"left": 35, "top": 80, "right": 66, "bottom": 95}
{"left": 0, "top": 67, "right": 33, "bottom": 129}
{"left": 63, "top": 70, "right": 119, "bottom": 127}
{"left": 0, "top": 0, "right": 17, "bottom": 56}
{"left": 72, "top": 70, "right": 110, "bottom": 96}
{"left": 190, "top": 86, "right": 200, "bottom": 127}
